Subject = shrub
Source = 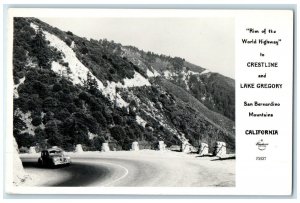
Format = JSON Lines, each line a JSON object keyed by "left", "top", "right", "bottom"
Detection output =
{"left": 93, "top": 136, "right": 105, "bottom": 151}
{"left": 64, "top": 38, "right": 72, "bottom": 46}
{"left": 81, "top": 47, "right": 89, "bottom": 54}
{"left": 113, "top": 114, "right": 123, "bottom": 125}
{"left": 66, "top": 31, "right": 73, "bottom": 36}
{"left": 32, "top": 116, "right": 42, "bottom": 126}
{"left": 92, "top": 111, "right": 107, "bottom": 127}
{"left": 15, "top": 133, "right": 35, "bottom": 148}
{"left": 110, "top": 125, "right": 126, "bottom": 142}
{"left": 52, "top": 83, "right": 62, "bottom": 92}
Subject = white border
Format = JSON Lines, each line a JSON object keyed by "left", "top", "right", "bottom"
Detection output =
{"left": 4, "top": 8, "right": 294, "bottom": 196}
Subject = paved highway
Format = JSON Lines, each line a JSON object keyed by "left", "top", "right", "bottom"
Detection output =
{"left": 21, "top": 151, "right": 235, "bottom": 187}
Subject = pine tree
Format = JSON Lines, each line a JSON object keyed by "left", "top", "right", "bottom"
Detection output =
{"left": 85, "top": 72, "right": 98, "bottom": 94}
{"left": 31, "top": 26, "right": 50, "bottom": 68}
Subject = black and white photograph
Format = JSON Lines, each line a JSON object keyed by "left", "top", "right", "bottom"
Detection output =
{"left": 10, "top": 14, "right": 236, "bottom": 188}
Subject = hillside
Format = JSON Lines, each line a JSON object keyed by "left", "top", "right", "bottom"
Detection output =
{"left": 119, "top": 46, "right": 235, "bottom": 121}
{"left": 12, "top": 17, "right": 235, "bottom": 153}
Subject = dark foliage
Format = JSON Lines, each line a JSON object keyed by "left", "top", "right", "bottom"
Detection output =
{"left": 189, "top": 73, "right": 235, "bottom": 120}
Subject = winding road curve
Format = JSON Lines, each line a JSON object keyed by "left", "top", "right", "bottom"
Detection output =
{"left": 21, "top": 151, "right": 235, "bottom": 187}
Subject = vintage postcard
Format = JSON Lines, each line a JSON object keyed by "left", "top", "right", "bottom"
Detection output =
{"left": 4, "top": 8, "right": 293, "bottom": 195}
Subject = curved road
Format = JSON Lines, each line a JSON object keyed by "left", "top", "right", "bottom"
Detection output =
{"left": 21, "top": 151, "right": 235, "bottom": 187}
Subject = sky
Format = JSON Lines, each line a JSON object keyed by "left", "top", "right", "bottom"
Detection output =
{"left": 40, "top": 17, "right": 234, "bottom": 78}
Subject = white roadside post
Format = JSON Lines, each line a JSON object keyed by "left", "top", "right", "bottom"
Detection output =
{"left": 75, "top": 144, "right": 83, "bottom": 153}
{"left": 28, "top": 146, "right": 36, "bottom": 154}
{"left": 199, "top": 143, "right": 209, "bottom": 156}
{"left": 213, "top": 141, "right": 227, "bottom": 157}
{"left": 158, "top": 141, "right": 166, "bottom": 151}
{"left": 131, "top": 141, "right": 139, "bottom": 151}
{"left": 181, "top": 142, "right": 192, "bottom": 153}
{"left": 101, "top": 142, "right": 110, "bottom": 152}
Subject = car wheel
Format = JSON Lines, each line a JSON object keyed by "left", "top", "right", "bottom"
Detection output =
{"left": 50, "top": 162, "right": 55, "bottom": 168}
{"left": 38, "top": 159, "right": 43, "bottom": 168}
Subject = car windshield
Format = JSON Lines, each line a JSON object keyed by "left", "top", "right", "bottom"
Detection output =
{"left": 49, "top": 150, "right": 63, "bottom": 155}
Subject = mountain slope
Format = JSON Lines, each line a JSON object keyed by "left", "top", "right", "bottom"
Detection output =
{"left": 12, "top": 17, "right": 235, "bottom": 153}
{"left": 119, "top": 46, "right": 235, "bottom": 121}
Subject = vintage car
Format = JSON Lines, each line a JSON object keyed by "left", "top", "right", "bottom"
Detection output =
{"left": 38, "top": 147, "right": 71, "bottom": 167}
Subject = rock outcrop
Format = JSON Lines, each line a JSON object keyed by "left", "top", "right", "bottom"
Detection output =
{"left": 13, "top": 137, "right": 29, "bottom": 186}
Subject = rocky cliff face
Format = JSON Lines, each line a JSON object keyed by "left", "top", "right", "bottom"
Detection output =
{"left": 13, "top": 137, "right": 28, "bottom": 186}
{"left": 12, "top": 17, "right": 235, "bottom": 153}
